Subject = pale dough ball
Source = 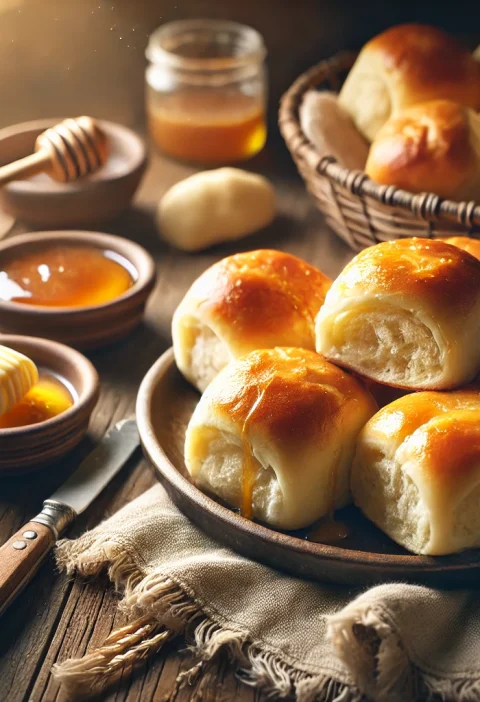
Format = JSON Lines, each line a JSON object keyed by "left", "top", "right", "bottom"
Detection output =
{"left": 156, "top": 167, "right": 276, "bottom": 252}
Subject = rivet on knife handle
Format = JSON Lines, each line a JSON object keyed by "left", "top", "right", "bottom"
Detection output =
{"left": 0, "top": 521, "right": 56, "bottom": 617}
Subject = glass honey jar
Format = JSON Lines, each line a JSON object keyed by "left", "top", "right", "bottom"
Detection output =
{"left": 145, "top": 19, "right": 268, "bottom": 164}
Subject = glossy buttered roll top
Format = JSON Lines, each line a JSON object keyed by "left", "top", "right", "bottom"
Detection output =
{"left": 365, "top": 100, "right": 480, "bottom": 200}
{"left": 444, "top": 236, "right": 480, "bottom": 261}
{"left": 173, "top": 249, "right": 332, "bottom": 392}
{"left": 339, "top": 23, "right": 480, "bottom": 141}
{"left": 315, "top": 238, "right": 480, "bottom": 390}
{"left": 184, "top": 347, "right": 377, "bottom": 530}
{"left": 353, "top": 389, "right": 480, "bottom": 555}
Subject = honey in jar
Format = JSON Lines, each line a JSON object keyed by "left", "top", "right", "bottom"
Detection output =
{"left": 148, "top": 92, "right": 266, "bottom": 164}
{"left": 0, "top": 372, "right": 74, "bottom": 429}
{"left": 0, "top": 246, "right": 134, "bottom": 308}
{"left": 146, "top": 20, "right": 267, "bottom": 164}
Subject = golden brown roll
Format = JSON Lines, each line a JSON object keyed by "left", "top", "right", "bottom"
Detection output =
{"left": 353, "top": 389, "right": 480, "bottom": 555}
{"left": 339, "top": 24, "right": 480, "bottom": 142}
{"left": 172, "top": 250, "right": 332, "bottom": 392}
{"left": 184, "top": 347, "right": 377, "bottom": 530}
{"left": 365, "top": 100, "right": 480, "bottom": 199}
{"left": 443, "top": 236, "right": 480, "bottom": 260}
{"left": 315, "top": 238, "right": 480, "bottom": 390}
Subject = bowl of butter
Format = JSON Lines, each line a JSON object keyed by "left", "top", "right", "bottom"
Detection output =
{"left": 0, "top": 336, "right": 99, "bottom": 473}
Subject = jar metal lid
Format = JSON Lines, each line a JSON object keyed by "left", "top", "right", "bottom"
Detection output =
{"left": 146, "top": 19, "right": 267, "bottom": 72}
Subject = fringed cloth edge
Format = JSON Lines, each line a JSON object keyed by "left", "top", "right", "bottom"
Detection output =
{"left": 53, "top": 536, "right": 480, "bottom": 702}
{"left": 52, "top": 535, "right": 360, "bottom": 702}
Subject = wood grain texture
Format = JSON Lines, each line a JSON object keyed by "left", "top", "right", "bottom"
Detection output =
{"left": 3, "top": 7, "right": 477, "bottom": 686}
{"left": 0, "top": 141, "right": 345, "bottom": 701}
{"left": 0, "top": 2, "right": 369, "bottom": 699}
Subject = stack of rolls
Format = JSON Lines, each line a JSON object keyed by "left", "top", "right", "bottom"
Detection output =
{"left": 172, "top": 239, "right": 480, "bottom": 556}
{"left": 338, "top": 23, "right": 480, "bottom": 143}
{"left": 302, "top": 23, "right": 480, "bottom": 202}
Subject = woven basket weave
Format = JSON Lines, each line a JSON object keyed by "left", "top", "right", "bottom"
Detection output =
{"left": 279, "top": 52, "right": 480, "bottom": 251}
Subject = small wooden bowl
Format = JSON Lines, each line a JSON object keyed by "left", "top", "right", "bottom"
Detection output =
{"left": 0, "top": 230, "right": 156, "bottom": 349}
{"left": 0, "top": 118, "right": 147, "bottom": 228}
{"left": 0, "top": 335, "right": 99, "bottom": 474}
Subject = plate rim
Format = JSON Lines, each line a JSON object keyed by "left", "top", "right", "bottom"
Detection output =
{"left": 136, "top": 348, "right": 480, "bottom": 576}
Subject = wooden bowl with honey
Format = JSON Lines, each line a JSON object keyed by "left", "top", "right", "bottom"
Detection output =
{"left": 0, "top": 335, "right": 99, "bottom": 474}
{"left": 0, "top": 230, "right": 156, "bottom": 349}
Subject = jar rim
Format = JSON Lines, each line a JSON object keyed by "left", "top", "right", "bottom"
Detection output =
{"left": 146, "top": 19, "right": 267, "bottom": 72}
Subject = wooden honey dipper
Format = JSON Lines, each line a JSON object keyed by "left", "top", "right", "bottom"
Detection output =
{"left": 0, "top": 116, "right": 108, "bottom": 186}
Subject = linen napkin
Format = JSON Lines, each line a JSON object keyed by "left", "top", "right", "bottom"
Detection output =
{"left": 54, "top": 484, "right": 480, "bottom": 702}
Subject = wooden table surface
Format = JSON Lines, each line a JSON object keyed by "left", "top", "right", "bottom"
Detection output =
{"left": 0, "top": 138, "right": 353, "bottom": 702}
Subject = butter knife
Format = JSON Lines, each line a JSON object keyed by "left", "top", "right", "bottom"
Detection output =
{"left": 0, "top": 417, "right": 139, "bottom": 616}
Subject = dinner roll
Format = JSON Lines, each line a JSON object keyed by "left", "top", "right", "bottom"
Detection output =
{"left": 365, "top": 101, "right": 480, "bottom": 200}
{"left": 444, "top": 236, "right": 480, "bottom": 261}
{"left": 173, "top": 250, "right": 331, "bottom": 392}
{"left": 339, "top": 24, "right": 480, "bottom": 141}
{"left": 185, "top": 347, "right": 377, "bottom": 530}
{"left": 353, "top": 389, "right": 480, "bottom": 555}
{"left": 315, "top": 238, "right": 480, "bottom": 390}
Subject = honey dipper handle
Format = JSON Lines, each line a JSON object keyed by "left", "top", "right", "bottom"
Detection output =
{"left": 0, "top": 149, "right": 51, "bottom": 187}
{"left": 0, "top": 521, "right": 55, "bottom": 616}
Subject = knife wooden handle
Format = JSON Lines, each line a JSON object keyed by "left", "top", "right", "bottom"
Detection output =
{"left": 0, "top": 521, "right": 55, "bottom": 616}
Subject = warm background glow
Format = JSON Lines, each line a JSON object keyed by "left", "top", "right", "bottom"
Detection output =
{"left": 0, "top": 0, "right": 477, "bottom": 132}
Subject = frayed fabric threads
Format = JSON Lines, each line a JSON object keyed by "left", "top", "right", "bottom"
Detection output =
{"left": 51, "top": 485, "right": 480, "bottom": 702}
{"left": 53, "top": 535, "right": 358, "bottom": 702}
{"left": 327, "top": 596, "right": 480, "bottom": 702}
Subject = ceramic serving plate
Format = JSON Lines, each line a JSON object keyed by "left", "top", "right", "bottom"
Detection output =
{"left": 137, "top": 348, "right": 480, "bottom": 587}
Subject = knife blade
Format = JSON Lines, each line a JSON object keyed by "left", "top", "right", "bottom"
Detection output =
{"left": 0, "top": 417, "right": 140, "bottom": 616}
{"left": 49, "top": 418, "right": 139, "bottom": 514}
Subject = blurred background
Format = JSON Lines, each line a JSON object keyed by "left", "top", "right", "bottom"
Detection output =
{"left": 0, "top": 0, "right": 479, "bottom": 133}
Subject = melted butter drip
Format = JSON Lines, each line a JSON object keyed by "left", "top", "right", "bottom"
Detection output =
{"left": 241, "top": 425, "right": 256, "bottom": 520}
{"left": 0, "top": 246, "right": 134, "bottom": 308}
{"left": 0, "top": 372, "right": 73, "bottom": 428}
{"left": 240, "top": 378, "right": 274, "bottom": 520}
{"left": 307, "top": 435, "right": 349, "bottom": 545}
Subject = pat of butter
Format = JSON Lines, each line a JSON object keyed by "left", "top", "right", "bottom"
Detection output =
{"left": 0, "top": 345, "right": 39, "bottom": 416}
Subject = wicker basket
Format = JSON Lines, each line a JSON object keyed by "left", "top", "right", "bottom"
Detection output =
{"left": 279, "top": 52, "right": 480, "bottom": 251}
